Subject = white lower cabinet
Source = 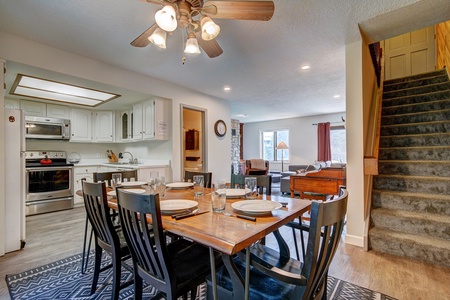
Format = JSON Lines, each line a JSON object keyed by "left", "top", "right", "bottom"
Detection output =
{"left": 73, "top": 166, "right": 98, "bottom": 205}
{"left": 138, "top": 167, "right": 169, "bottom": 182}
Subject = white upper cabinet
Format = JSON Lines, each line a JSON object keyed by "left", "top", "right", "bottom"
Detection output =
{"left": 118, "top": 110, "right": 131, "bottom": 142}
{"left": 93, "top": 111, "right": 114, "bottom": 142}
{"left": 46, "top": 103, "right": 70, "bottom": 119}
{"left": 70, "top": 108, "right": 92, "bottom": 142}
{"left": 20, "top": 100, "right": 46, "bottom": 117}
{"left": 132, "top": 98, "right": 168, "bottom": 141}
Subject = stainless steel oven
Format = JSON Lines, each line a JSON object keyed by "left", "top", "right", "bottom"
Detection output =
{"left": 25, "top": 151, "right": 74, "bottom": 215}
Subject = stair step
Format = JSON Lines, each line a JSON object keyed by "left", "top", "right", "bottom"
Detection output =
{"left": 369, "top": 227, "right": 450, "bottom": 268}
{"left": 382, "top": 99, "right": 450, "bottom": 115}
{"left": 371, "top": 208, "right": 450, "bottom": 240}
{"left": 378, "top": 160, "right": 450, "bottom": 176}
{"left": 372, "top": 189, "right": 450, "bottom": 216}
{"left": 379, "top": 146, "right": 450, "bottom": 160}
{"left": 384, "top": 69, "right": 448, "bottom": 85}
{"left": 373, "top": 174, "right": 450, "bottom": 194}
{"left": 383, "top": 75, "right": 449, "bottom": 92}
{"left": 381, "top": 109, "right": 450, "bottom": 125}
{"left": 380, "top": 120, "right": 450, "bottom": 136}
{"left": 379, "top": 132, "right": 450, "bottom": 147}
{"left": 383, "top": 82, "right": 450, "bottom": 100}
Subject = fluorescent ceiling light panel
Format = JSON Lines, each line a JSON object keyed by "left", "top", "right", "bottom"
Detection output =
{"left": 11, "top": 74, "right": 120, "bottom": 106}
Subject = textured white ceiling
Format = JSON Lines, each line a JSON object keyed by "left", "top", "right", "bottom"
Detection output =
{"left": 0, "top": 0, "right": 449, "bottom": 123}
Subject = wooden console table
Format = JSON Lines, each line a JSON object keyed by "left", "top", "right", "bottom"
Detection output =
{"left": 290, "top": 167, "right": 346, "bottom": 198}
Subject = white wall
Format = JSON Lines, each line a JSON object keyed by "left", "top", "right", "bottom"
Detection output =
{"left": 242, "top": 112, "right": 345, "bottom": 170}
{"left": 345, "top": 41, "right": 365, "bottom": 247}
{"left": 0, "top": 31, "right": 231, "bottom": 185}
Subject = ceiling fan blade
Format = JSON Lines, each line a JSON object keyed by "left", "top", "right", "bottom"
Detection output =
{"left": 144, "top": 0, "right": 165, "bottom": 4}
{"left": 202, "top": 1, "right": 274, "bottom": 21}
{"left": 130, "top": 23, "right": 158, "bottom": 47}
{"left": 195, "top": 32, "right": 223, "bottom": 58}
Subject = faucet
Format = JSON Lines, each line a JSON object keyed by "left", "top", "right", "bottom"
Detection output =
{"left": 119, "top": 152, "right": 135, "bottom": 164}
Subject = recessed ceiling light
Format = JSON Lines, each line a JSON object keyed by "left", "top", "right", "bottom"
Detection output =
{"left": 333, "top": 95, "right": 340, "bottom": 98}
{"left": 224, "top": 86, "right": 231, "bottom": 91}
{"left": 10, "top": 74, "right": 120, "bottom": 107}
{"left": 301, "top": 65, "right": 310, "bottom": 70}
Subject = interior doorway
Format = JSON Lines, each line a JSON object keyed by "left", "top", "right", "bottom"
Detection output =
{"left": 181, "top": 105, "right": 206, "bottom": 180}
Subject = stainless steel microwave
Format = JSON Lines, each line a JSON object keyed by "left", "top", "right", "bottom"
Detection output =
{"left": 25, "top": 116, "right": 71, "bottom": 140}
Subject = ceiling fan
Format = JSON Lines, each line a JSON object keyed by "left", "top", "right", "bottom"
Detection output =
{"left": 131, "top": 0, "right": 275, "bottom": 59}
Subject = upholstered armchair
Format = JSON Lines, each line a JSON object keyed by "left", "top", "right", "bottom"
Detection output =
{"left": 245, "top": 159, "right": 269, "bottom": 175}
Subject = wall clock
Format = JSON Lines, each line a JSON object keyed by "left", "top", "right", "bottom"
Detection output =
{"left": 214, "top": 120, "right": 227, "bottom": 137}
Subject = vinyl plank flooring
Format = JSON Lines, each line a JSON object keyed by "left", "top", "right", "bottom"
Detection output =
{"left": 1, "top": 207, "right": 450, "bottom": 300}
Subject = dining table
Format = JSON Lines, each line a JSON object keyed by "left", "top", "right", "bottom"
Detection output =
{"left": 105, "top": 183, "right": 311, "bottom": 300}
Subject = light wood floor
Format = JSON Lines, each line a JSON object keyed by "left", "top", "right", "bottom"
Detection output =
{"left": 1, "top": 206, "right": 449, "bottom": 300}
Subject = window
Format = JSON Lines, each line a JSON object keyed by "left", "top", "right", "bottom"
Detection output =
{"left": 330, "top": 126, "right": 346, "bottom": 163}
{"left": 261, "top": 129, "right": 289, "bottom": 161}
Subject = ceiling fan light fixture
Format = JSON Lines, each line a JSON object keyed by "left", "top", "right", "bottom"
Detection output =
{"left": 201, "top": 16, "right": 220, "bottom": 40}
{"left": 148, "top": 27, "right": 167, "bottom": 48}
{"left": 155, "top": 5, "right": 177, "bottom": 32}
{"left": 184, "top": 32, "right": 201, "bottom": 54}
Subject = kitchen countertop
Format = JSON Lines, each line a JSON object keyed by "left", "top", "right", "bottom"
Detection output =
{"left": 72, "top": 159, "right": 170, "bottom": 169}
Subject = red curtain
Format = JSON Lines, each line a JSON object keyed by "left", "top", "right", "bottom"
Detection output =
{"left": 317, "top": 122, "right": 331, "bottom": 161}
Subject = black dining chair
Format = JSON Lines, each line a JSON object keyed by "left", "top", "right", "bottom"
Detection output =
{"left": 210, "top": 189, "right": 348, "bottom": 300}
{"left": 230, "top": 174, "right": 272, "bottom": 195}
{"left": 184, "top": 170, "right": 212, "bottom": 188}
{"left": 116, "top": 188, "right": 222, "bottom": 300}
{"left": 81, "top": 170, "right": 138, "bottom": 274}
{"left": 81, "top": 180, "right": 132, "bottom": 300}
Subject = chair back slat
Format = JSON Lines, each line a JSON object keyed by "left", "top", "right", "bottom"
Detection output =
{"left": 184, "top": 171, "right": 212, "bottom": 188}
{"left": 116, "top": 189, "right": 175, "bottom": 291}
{"left": 82, "top": 181, "right": 119, "bottom": 252}
{"left": 297, "top": 190, "right": 348, "bottom": 299}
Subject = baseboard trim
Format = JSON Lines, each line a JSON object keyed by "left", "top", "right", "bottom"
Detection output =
{"left": 344, "top": 234, "right": 364, "bottom": 247}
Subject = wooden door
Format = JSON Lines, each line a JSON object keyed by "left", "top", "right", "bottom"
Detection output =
{"left": 384, "top": 26, "right": 435, "bottom": 80}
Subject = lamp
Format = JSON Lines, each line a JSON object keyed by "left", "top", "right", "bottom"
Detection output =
{"left": 276, "top": 141, "right": 289, "bottom": 172}
{"left": 148, "top": 27, "right": 167, "bottom": 49}
{"left": 184, "top": 32, "right": 201, "bottom": 54}
{"left": 155, "top": 5, "right": 177, "bottom": 32}
{"left": 201, "top": 16, "right": 220, "bottom": 41}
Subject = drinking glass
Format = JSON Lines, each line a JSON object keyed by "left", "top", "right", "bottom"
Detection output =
{"left": 111, "top": 173, "right": 122, "bottom": 188}
{"left": 155, "top": 176, "right": 166, "bottom": 198}
{"left": 148, "top": 171, "right": 159, "bottom": 190}
{"left": 193, "top": 175, "right": 204, "bottom": 197}
{"left": 211, "top": 183, "right": 226, "bottom": 212}
{"left": 245, "top": 177, "right": 257, "bottom": 199}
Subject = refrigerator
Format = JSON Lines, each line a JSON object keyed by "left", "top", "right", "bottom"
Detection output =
{"left": 4, "top": 108, "right": 26, "bottom": 252}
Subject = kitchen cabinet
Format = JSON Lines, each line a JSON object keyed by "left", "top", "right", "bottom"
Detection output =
{"left": 20, "top": 100, "right": 70, "bottom": 119}
{"left": 93, "top": 111, "right": 114, "bottom": 142}
{"left": 20, "top": 100, "right": 47, "bottom": 117}
{"left": 4, "top": 99, "right": 20, "bottom": 109}
{"left": 138, "top": 166, "right": 170, "bottom": 182}
{"left": 46, "top": 103, "right": 70, "bottom": 119}
{"left": 70, "top": 108, "right": 92, "bottom": 142}
{"left": 117, "top": 110, "right": 131, "bottom": 142}
{"left": 132, "top": 98, "right": 169, "bottom": 141}
{"left": 73, "top": 166, "right": 97, "bottom": 205}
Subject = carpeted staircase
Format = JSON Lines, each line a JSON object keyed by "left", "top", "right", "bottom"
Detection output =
{"left": 369, "top": 68, "right": 450, "bottom": 268}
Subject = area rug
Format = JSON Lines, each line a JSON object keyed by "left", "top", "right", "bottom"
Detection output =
{"left": 5, "top": 252, "right": 396, "bottom": 299}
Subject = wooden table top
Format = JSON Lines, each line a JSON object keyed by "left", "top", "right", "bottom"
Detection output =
{"left": 107, "top": 186, "right": 311, "bottom": 256}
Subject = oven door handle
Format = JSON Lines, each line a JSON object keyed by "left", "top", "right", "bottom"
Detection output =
{"left": 26, "top": 166, "right": 73, "bottom": 172}
{"left": 26, "top": 196, "right": 74, "bottom": 206}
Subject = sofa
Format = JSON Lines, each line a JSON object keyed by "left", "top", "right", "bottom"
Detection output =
{"left": 280, "top": 164, "right": 310, "bottom": 194}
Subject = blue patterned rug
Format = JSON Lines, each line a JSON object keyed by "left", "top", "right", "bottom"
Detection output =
{"left": 5, "top": 252, "right": 396, "bottom": 299}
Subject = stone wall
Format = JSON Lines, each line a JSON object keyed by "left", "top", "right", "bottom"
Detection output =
{"left": 231, "top": 119, "right": 242, "bottom": 174}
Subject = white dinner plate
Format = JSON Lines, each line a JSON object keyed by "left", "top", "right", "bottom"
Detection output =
{"left": 107, "top": 189, "right": 146, "bottom": 196}
{"left": 160, "top": 199, "right": 198, "bottom": 215}
{"left": 166, "top": 182, "right": 194, "bottom": 189}
{"left": 231, "top": 200, "right": 282, "bottom": 215}
{"left": 217, "top": 188, "right": 250, "bottom": 199}
{"left": 120, "top": 181, "right": 147, "bottom": 187}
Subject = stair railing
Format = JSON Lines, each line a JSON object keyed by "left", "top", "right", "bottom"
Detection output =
{"left": 363, "top": 46, "right": 384, "bottom": 250}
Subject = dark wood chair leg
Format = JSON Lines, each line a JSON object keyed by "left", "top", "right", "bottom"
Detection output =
{"left": 111, "top": 252, "right": 121, "bottom": 300}
{"left": 91, "top": 243, "right": 102, "bottom": 294}
{"left": 81, "top": 215, "right": 93, "bottom": 274}
{"left": 291, "top": 226, "right": 300, "bottom": 261}
{"left": 134, "top": 272, "right": 143, "bottom": 300}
